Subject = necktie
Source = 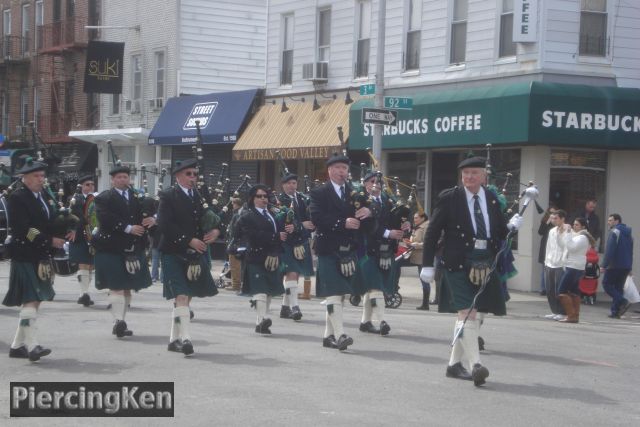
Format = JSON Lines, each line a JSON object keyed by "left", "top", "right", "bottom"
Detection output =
{"left": 188, "top": 188, "right": 194, "bottom": 199}
{"left": 340, "top": 186, "right": 346, "bottom": 202}
{"left": 37, "top": 193, "right": 49, "bottom": 218}
{"left": 473, "top": 195, "right": 487, "bottom": 239}
{"left": 263, "top": 209, "right": 275, "bottom": 231}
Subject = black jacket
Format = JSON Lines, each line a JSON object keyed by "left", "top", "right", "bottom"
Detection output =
{"left": 6, "top": 187, "right": 55, "bottom": 262}
{"left": 157, "top": 186, "right": 204, "bottom": 255}
{"left": 422, "top": 186, "right": 508, "bottom": 271}
{"left": 93, "top": 187, "right": 147, "bottom": 254}
{"left": 236, "top": 207, "right": 283, "bottom": 264}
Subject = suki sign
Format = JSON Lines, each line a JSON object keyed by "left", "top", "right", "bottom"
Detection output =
{"left": 183, "top": 102, "right": 218, "bottom": 130}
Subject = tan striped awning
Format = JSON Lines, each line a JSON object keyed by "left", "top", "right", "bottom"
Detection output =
{"left": 232, "top": 99, "right": 349, "bottom": 161}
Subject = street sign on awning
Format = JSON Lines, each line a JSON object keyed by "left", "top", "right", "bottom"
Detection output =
{"left": 360, "top": 84, "right": 376, "bottom": 96}
{"left": 361, "top": 108, "right": 397, "bottom": 126}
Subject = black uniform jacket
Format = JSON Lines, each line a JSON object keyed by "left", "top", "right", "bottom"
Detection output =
{"left": 93, "top": 187, "right": 146, "bottom": 254}
{"left": 6, "top": 187, "right": 55, "bottom": 262}
{"left": 278, "top": 192, "right": 310, "bottom": 222}
{"left": 422, "top": 186, "right": 508, "bottom": 272}
{"left": 236, "top": 207, "right": 283, "bottom": 264}
{"left": 309, "top": 181, "right": 374, "bottom": 256}
{"left": 366, "top": 193, "right": 397, "bottom": 257}
{"left": 157, "top": 185, "right": 204, "bottom": 255}
{"left": 70, "top": 192, "right": 89, "bottom": 237}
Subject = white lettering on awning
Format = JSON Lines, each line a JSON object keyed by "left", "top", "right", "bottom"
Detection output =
{"left": 541, "top": 110, "right": 640, "bottom": 133}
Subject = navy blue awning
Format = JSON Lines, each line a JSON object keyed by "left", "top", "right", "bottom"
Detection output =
{"left": 148, "top": 89, "right": 259, "bottom": 146}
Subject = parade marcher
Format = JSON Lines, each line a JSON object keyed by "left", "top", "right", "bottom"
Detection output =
{"left": 93, "top": 164, "right": 155, "bottom": 338}
{"left": 69, "top": 175, "right": 96, "bottom": 306}
{"left": 3, "top": 158, "right": 69, "bottom": 361}
{"left": 237, "top": 184, "right": 286, "bottom": 335}
{"left": 410, "top": 212, "right": 430, "bottom": 310}
{"left": 309, "top": 153, "right": 373, "bottom": 351}
{"left": 601, "top": 213, "right": 634, "bottom": 318}
{"left": 420, "top": 156, "right": 521, "bottom": 386}
{"left": 158, "top": 159, "right": 219, "bottom": 355}
{"left": 278, "top": 172, "right": 315, "bottom": 321}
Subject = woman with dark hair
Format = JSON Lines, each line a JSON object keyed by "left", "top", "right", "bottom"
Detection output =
{"left": 409, "top": 212, "right": 430, "bottom": 310}
{"left": 557, "top": 217, "right": 595, "bottom": 323}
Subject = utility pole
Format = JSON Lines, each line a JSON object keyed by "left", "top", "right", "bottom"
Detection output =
{"left": 372, "top": 0, "right": 386, "bottom": 171}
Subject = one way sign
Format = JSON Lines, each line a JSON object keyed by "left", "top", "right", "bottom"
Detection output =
{"left": 361, "top": 108, "right": 398, "bottom": 126}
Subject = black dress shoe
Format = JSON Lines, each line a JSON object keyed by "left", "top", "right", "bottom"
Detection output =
{"left": 255, "top": 318, "right": 272, "bottom": 334}
{"left": 28, "top": 345, "right": 51, "bottom": 362}
{"left": 322, "top": 335, "right": 337, "bottom": 348}
{"left": 181, "top": 339, "right": 194, "bottom": 356}
{"left": 379, "top": 320, "right": 390, "bottom": 336}
{"left": 446, "top": 362, "right": 472, "bottom": 381}
{"left": 167, "top": 340, "right": 183, "bottom": 353}
{"left": 190, "top": 310, "right": 194, "bottom": 320}
{"left": 9, "top": 345, "right": 29, "bottom": 359}
{"left": 471, "top": 363, "right": 489, "bottom": 386}
{"left": 359, "top": 321, "right": 380, "bottom": 334}
{"left": 618, "top": 301, "right": 632, "bottom": 317}
{"left": 112, "top": 320, "right": 133, "bottom": 338}
{"left": 280, "top": 305, "right": 292, "bottom": 319}
{"left": 290, "top": 306, "right": 302, "bottom": 321}
{"left": 77, "top": 294, "right": 94, "bottom": 307}
{"left": 336, "top": 334, "right": 353, "bottom": 351}
{"left": 478, "top": 336, "right": 485, "bottom": 351}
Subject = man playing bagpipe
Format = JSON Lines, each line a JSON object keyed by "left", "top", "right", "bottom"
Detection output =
{"left": 93, "top": 164, "right": 155, "bottom": 339}
{"left": 68, "top": 175, "right": 96, "bottom": 307}
{"left": 237, "top": 184, "right": 287, "bottom": 335}
{"left": 3, "top": 158, "right": 71, "bottom": 361}
{"left": 278, "top": 171, "right": 315, "bottom": 322}
{"left": 309, "top": 153, "right": 374, "bottom": 351}
{"left": 158, "top": 159, "right": 220, "bottom": 356}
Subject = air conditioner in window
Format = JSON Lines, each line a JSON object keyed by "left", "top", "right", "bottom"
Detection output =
{"left": 149, "top": 98, "right": 164, "bottom": 110}
{"left": 302, "top": 62, "right": 328, "bottom": 82}
{"left": 125, "top": 99, "right": 141, "bottom": 114}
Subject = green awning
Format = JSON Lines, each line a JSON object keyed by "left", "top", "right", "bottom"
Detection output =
{"left": 348, "top": 82, "right": 640, "bottom": 150}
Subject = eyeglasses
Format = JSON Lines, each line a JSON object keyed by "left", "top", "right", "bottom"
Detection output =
{"left": 83, "top": 182, "right": 95, "bottom": 186}
{"left": 185, "top": 171, "right": 197, "bottom": 177}
{"left": 254, "top": 194, "right": 268, "bottom": 199}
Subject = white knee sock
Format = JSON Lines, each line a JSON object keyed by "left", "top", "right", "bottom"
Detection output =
{"left": 286, "top": 281, "right": 299, "bottom": 308}
{"left": 254, "top": 293, "right": 267, "bottom": 324}
{"left": 266, "top": 295, "right": 272, "bottom": 314}
{"left": 169, "top": 308, "right": 179, "bottom": 342}
{"left": 370, "top": 290, "right": 385, "bottom": 325}
{"left": 78, "top": 269, "right": 91, "bottom": 295}
{"left": 459, "top": 320, "right": 481, "bottom": 367}
{"left": 448, "top": 320, "right": 465, "bottom": 366}
{"left": 109, "top": 294, "right": 126, "bottom": 321}
{"left": 282, "top": 291, "right": 290, "bottom": 307}
{"left": 174, "top": 306, "right": 191, "bottom": 341}
{"left": 326, "top": 296, "right": 345, "bottom": 337}
{"left": 124, "top": 294, "right": 132, "bottom": 319}
{"left": 361, "top": 293, "right": 372, "bottom": 323}
{"left": 324, "top": 310, "right": 335, "bottom": 338}
{"left": 12, "top": 307, "right": 37, "bottom": 350}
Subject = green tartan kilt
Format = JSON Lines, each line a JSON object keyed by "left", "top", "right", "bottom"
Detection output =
{"left": 244, "top": 262, "right": 284, "bottom": 296}
{"left": 438, "top": 249, "right": 506, "bottom": 315}
{"left": 352, "top": 255, "right": 385, "bottom": 296}
{"left": 315, "top": 254, "right": 354, "bottom": 297}
{"left": 94, "top": 251, "right": 152, "bottom": 291}
{"left": 69, "top": 234, "right": 94, "bottom": 265}
{"left": 281, "top": 241, "right": 314, "bottom": 276}
{"left": 2, "top": 261, "right": 55, "bottom": 307}
{"left": 162, "top": 253, "right": 218, "bottom": 300}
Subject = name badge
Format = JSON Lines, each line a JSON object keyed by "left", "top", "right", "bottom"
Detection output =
{"left": 474, "top": 239, "right": 487, "bottom": 250}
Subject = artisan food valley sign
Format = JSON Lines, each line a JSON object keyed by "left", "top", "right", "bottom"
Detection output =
{"left": 233, "top": 146, "right": 338, "bottom": 161}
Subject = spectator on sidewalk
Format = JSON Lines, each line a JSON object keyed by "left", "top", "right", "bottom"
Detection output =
{"left": 570, "top": 198, "right": 601, "bottom": 249}
{"left": 601, "top": 214, "right": 634, "bottom": 318}
{"left": 409, "top": 212, "right": 429, "bottom": 310}
{"left": 537, "top": 204, "right": 557, "bottom": 296}
{"left": 544, "top": 210, "right": 567, "bottom": 320}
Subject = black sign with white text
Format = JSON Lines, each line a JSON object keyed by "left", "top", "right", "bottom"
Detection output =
{"left": 83, "top": 41, "right": 125, "bottom": 94}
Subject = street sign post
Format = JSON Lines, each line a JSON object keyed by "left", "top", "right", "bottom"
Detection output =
{"left": 360, "top": 84, "right": 376, "bottom": 96}
{"left": 384, "top": 96, "right": 413, "bottom": 110}
{"left": 361, "top": 108, "right": 397, "bottom": 126}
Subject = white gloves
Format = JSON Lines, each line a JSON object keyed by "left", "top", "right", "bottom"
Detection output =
{"left": 420, "top": 267, "right": 435, "bottom": 283}
{"left": 507, "top": 213, "right": 523, "bottom": 231}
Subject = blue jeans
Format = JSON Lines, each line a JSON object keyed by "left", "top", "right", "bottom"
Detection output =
{"left": 417, "top": 266, "right": 430, "bottom": 292}
{"left": 151, "top": 248, "right": 161, "bottom": 281}
{"left": 558, "top": 267, "right": 583, "bottom": 295}
{"left": 603, "top": 268, "right": 631, "bottom": 315}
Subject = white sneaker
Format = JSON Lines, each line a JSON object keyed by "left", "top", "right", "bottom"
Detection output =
{"left": 553, "top": 314, "right": 566, "bottom": 321}
{"left": 544, "top": 314, "right": 556, "bottom": 319}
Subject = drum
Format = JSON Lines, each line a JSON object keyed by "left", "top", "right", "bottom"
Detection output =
{"left": 52, "top": 254, "right": 79, "bottom": 276}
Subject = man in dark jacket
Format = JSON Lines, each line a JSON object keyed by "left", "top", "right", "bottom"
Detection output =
{"left": 601, "top": 213, "right": 634, "bottom": 318}
{"left": 570, "top": 199, "right": 601, "bottom": 248}
{"left": 69, "top": 175, "right": 96, "bottom": 306}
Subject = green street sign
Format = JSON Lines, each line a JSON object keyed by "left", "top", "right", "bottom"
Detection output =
{"left": 360, "top": 84, "right": 376, "bottom": 96}
{"left": 384, "top": 96, "right": 413, "bottom": 110}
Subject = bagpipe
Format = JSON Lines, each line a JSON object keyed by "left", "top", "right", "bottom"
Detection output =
{"left": 273, "top": 150, "right": 307, "bottom": 260}
{"left": 192, "top": 120, "right": 222, "bottom": 235}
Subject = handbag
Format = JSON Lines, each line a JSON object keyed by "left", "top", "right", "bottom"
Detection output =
{"left": 623, "top": 275, "right": 640, "bottom": 304}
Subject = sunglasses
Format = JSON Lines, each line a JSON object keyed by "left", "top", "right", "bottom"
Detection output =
{"left": 184, "top": 171, "right": 197, "bottom": 177}
{"left": 254, "top": 194, "right": 268, "bottom": 199}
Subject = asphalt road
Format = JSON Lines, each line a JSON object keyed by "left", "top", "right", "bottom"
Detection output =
{"left": 0, "top": 261, "right": 639, "bottom": 426}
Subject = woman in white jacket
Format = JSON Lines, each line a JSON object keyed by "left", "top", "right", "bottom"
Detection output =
{"left": 557, "top": 217, "right": 596, "bottom": 323}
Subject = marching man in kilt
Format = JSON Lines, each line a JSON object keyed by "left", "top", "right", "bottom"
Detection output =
{"left": 158, "top": 159, "right": 219, "bottom": 356}
{"left": 3, "top": 159, "right": 70, "bottom": 361}
{"left": 237, "top": 184, "right": 286, "bottom": 335}
{"left": 420, "top": 156, "right": 522, "bottom": 386}
{"left": 69, "top": 175, "right": 96, "bottom": 307}
{"left": 278, "top": 172, "right": 314, "bottom": 321}
{"left": 93, "top": 164, "right": 155, "bottom": 338}
{"left": 309, "top": 153, "right": 373, "bottom": 351}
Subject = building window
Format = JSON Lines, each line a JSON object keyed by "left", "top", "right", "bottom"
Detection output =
{"left": 317, "top": 8, "right": 331, "bottom": 62}
{"left": 35, "top": 1, "right": 43, "bottom": 49}
{"left": 404, "top": 0, "right": 422, "bottom": 71}
{"left": 280, "top": 14, "right": 294, "bottom": 85}
{"left": 450, "top": 0, "right": 467, "bottom": 64}
{"left": 33, "top": 88, "right": 40, "bottom": 128}
{"left": 131, "top": 54, "right": 142, "bottom": 113}
{"left": 3, "top": 9, "right": 10, "bottom": 35}
{"left": 579, "top": 0, "right": 607, "bottom": 56}
{"left": 20, "top": 87, "right": 29, "bottom": 126}
{"left": 21, "top": 4, "right": 30, "bottom": 55}
{"left": 154, "top": 50, "right": 165, "bottom": 100}
{"left": 111, "top": 93, "right": 120, "bottom": 115}
{"left": 355, "top": 0, "right": 371, "bottom": 78}
{"left": 67, "top": 0, "right": 75, "bottom": 18}
{"left": 499, "top": 0, "right": 515, "bottom": 57}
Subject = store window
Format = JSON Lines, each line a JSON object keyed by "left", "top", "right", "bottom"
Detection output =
{"left": 387, "top": 152, "right": 426, "bottom": 210}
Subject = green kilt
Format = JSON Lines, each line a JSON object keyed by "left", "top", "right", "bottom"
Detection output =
{"left": 94, "top": 251, "right": 152, "bottom": 291}
{"left": 281, "top": 241, "right": 314, "bottom": 277}
{"left": 244, "top": 262, "right": 284, "bottom": 296}
{"left": 352, "top": 255, "right": 384, "bottom": 296}
{"left": 162, "top": 253, "right": 218, "bottom": 300}
{"left": 69, "top": 234, "right": 94, "bottom": 265}
{"left": 438, "top": 249, "right": 506, "bottom": 315}
{"left": 2, "top": 261, "right": 55, "bottom": 307}
{"left": 315, "top": 254, "right": 354, "bottom": 297}
{"left": 381, "top": 261, "right": 400, "bottom": 295}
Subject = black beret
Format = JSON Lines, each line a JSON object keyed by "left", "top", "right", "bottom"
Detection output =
{"left": 363, "top": 170, "right": 378, "bottom": 182}
{"left": 109, "top": 165, "right": 131, "bottom": 176}
{"left": 458, "top": 156, "right": 486, "bottom": 170}
{"left": 326, "top": 152, "right": 351, "bottom": 167}
{"left": 78, "top": 175, "right": 95, "bottom": 184}
{"left": 16, "top": 157, "right": 48, "bottom": 175}
{"left": 281, "top": 172, "right": 298, "bottom": 183}
{"left": 173, "top": 159, "right": 198, "bottom": 175}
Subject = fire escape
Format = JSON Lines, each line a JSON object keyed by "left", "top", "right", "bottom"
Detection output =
{"left": 0, "top": 32, "right": 32, "bottom": 143}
